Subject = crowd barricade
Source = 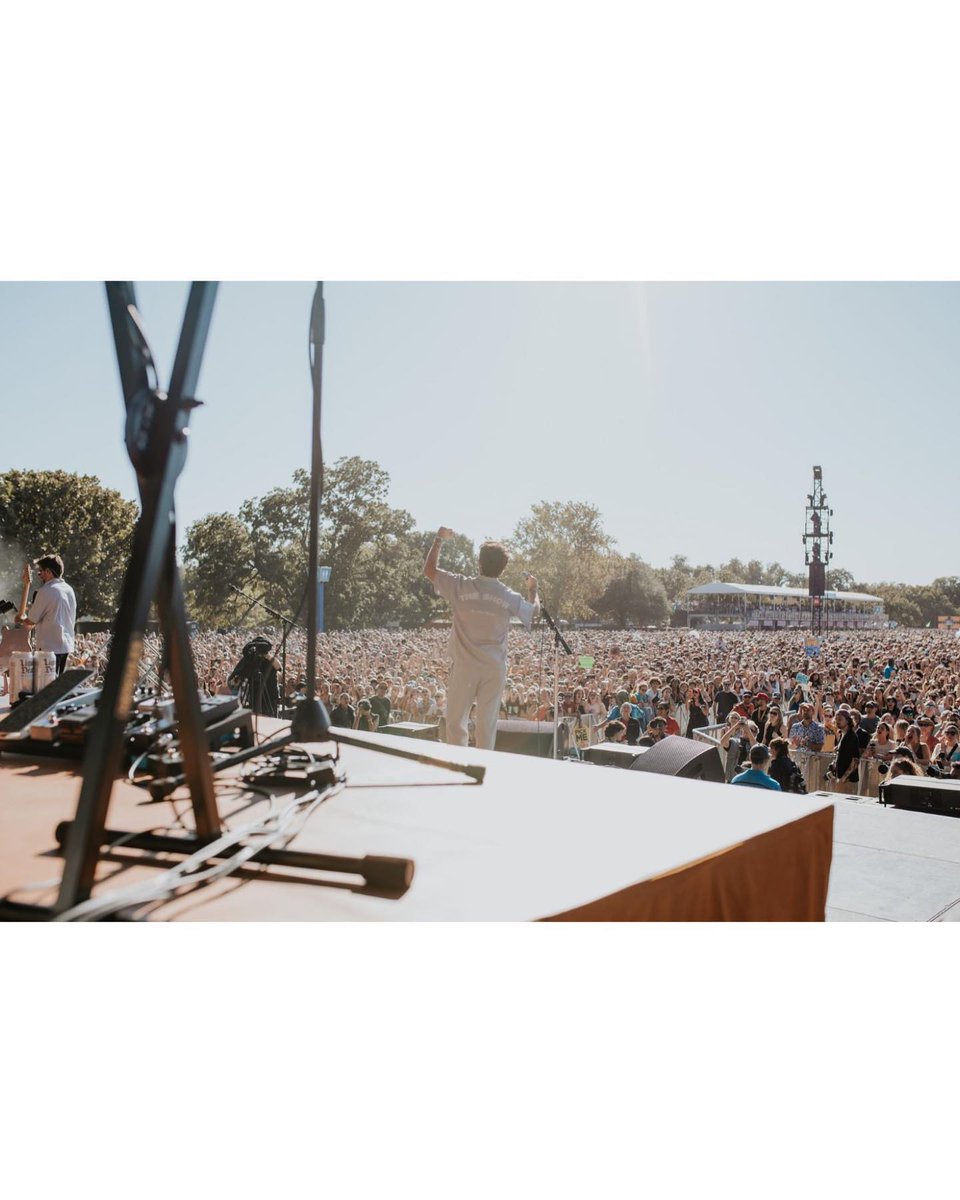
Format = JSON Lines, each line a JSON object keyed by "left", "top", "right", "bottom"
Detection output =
{"left": 693, "top": 724, "right": 860, "bottom": 795}
{"left": 492, "top": 713, "right": 604, "bottom": 755}
{"left": 692, "top": 724, "right": 730, "bottom": 767}
{"left": 792, "top": 749, "right": 833, "bottom": 793}
{"left": 553, "top": 713, "right": 605, "bottom": 755}
{"left": 857, "top": 756, "right": 882, "bottom": 798}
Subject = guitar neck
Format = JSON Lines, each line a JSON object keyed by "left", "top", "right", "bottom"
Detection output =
{"left": 18, "top": 579, "right": 30, "bottom": 620}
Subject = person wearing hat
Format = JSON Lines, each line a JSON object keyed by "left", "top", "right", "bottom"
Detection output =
{"left": 752, "top": 691, "right": 772, "bottom": 739}
{"left": 731, "top": 743, "right": 782, "bottom": 790}
{"left": 859, "top": 700, "right": 880, "bottom": 737}
{"left": 789, "top": 702, "right": 825, "bottom": 751}
{"left": 733, "top": 690, "right": 756, "bottom": 720}
{"left": 637, "top": 716, "right": 668, "bottom": 747}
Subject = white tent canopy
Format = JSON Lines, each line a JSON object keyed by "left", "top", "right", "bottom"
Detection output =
{"left": 686, "top": 581, "right": 882, "bottom": 603}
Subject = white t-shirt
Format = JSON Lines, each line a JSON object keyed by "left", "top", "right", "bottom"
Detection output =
{"left": 433, "top": 569, "right": 536, "bottom": 672}
{"left": 28, "top": 578, "right": 77, "bottom": 654}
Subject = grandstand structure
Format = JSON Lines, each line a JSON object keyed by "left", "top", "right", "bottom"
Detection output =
{"left": 684, "top": 581, "right": 886, "bottom": 631}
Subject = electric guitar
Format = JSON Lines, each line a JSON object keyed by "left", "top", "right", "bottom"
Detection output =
{"left": 18, "top": 563, "right": 31, "bottom": 622}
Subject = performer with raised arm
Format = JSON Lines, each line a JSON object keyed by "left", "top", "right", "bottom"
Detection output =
{"left": 424, "top": 527, "right": 539, "bottom": 750}
{"left": 15, "top": 555, "right": 77, "bottom": 675}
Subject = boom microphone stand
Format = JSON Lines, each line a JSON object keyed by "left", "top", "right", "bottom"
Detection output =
{"left": 140, "top": 282, "right": 485, "bottom": 795}
{"left": 289, "top": 284, "right": 331, "bottom": 741}
{"left": 539, "top": 602, "right": 573, "bottom": 758}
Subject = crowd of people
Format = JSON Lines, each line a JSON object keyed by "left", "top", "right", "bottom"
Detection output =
{"left": 62, "top": 623, "right": 960, "bottom": 791}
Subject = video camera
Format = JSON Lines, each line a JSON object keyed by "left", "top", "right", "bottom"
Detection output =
{"left": 242, "top": 637, "right": 273, "bottom": 660}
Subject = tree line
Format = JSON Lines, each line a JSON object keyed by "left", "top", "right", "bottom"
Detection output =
{"left": 1, "top": 466, "right": 957, "bottom": 630}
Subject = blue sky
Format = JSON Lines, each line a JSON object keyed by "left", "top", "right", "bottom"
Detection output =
{"left": 1, "top": 282, "right": 956, "bottom": 585}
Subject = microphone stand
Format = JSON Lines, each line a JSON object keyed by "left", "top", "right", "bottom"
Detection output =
{"left": 290, "top": 283, "right": 331, "bottom": 742}
{"left": 539, "top": 603, "right": 573, "bottom": 758}
{"left": 229, "top": 583, "right": 304, "bottom": 713}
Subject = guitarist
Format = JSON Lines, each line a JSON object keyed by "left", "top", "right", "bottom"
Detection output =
{"left": 0, "top": 575, "right": 31, "bottom": 680}
{"left": 15, "top": 555, "right": 77, "bottom": 676}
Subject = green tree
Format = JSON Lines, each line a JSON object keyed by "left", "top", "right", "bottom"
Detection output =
{"left": 717, "top": 558, "right": 748, "bottom": 583}
{"left": 655, "top": 554, "right": 716, "bottom": 607}
{"left": 861, "top": 582, "right": 949, "bottom": 628}
{"left": 906, "top": 584, "right": 953, "bottom": 627}
{"left": 931, "top": 577, "right": 960, "bottom": 612}
{"left": 0, "top": 469, "right": 137, "bottom": 617}
{"left": 406, "top": 529, "right": 476, "bottom": 625}
{"left": 760, "top": 561, "right": 794, "bottom": 587}
{"left": 827, "top": 566, "right": 858, "bottom": 593}
{"left": 780, "top": 570, "right": 808, "bottom": 589}
{"left": 509, "top": 501, "right": 618, "bottom": 621}
{"left": 183, "top": 457, "right": 446, "bottom": 631}
{"left": 591, "top": 556, "right": 670, "bottom": 627}
{"left": 869, "top": 585, "right": 922, "bottom": 628}
{"left": 182, "top": 513, "right": 256, "bottom": 625}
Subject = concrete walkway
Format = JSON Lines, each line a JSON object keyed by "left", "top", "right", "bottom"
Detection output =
{"left": 824, "top": 793, "right": 960, "bottom": 921}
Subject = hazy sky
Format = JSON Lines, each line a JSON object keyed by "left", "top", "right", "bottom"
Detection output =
{"left": 1, "top": 282, "right": 957, "bottom": 585}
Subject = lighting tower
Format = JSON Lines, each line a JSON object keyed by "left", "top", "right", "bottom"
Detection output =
{"left": 802, "top": 465, "right": 833, "bottom": 633}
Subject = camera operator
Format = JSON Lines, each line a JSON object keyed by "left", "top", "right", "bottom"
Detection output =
{"left": 227, "top": 636, "right": 281, "bottom": 716}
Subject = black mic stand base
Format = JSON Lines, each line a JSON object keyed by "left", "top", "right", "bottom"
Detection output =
{"left": 290, "top": 697, "right": 332, "bottom": 743}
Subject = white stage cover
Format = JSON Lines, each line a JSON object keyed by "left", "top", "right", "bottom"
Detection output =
{"left": 0, "top": 723, "right": 833, "bottom": 921}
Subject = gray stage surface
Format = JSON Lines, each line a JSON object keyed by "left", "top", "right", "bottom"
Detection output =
{"left": 823, "top": 793, "right": 960, "bottom": 922}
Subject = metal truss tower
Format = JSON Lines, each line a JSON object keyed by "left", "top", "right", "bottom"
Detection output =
{"left": 803, "top": 466, "right": 833, "bottom": 633}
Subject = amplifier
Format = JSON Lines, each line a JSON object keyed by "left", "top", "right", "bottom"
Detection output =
{"left": 880, "top": 774, "right": 960, "bottom": 818}
{"left": 583, "top": 743, "right": 648, "bottom": 768}
{"left": 494, "top": 719, "right": 555, "bottom": 757}
{"left": 380, "top": 722, "right": 439, "bottom": 741}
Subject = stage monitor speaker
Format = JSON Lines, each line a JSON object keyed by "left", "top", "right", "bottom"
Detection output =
{"left": 629, "top": 735, "right": 725, "bottom": 784}
{"left": 583, "top": 743, "right": 647, "bottom": 769}
{"left": 495, "top": 719, "right": 554, "bottom": 758}
{"left": 880, "top": 774, "right": 960, "bottom": 818}
{"left": 381, "top": 722, "right": 439, "bottom": 741}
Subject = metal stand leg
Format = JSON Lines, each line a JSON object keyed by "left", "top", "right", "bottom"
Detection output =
{"left": 56, "top": 282, "right": 220, "bottom": 911}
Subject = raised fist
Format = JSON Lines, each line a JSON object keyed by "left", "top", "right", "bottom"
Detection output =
{"left": 437, "top": 527, "right": 454, "bottom": 541}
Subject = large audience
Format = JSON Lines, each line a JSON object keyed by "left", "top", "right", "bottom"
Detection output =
{"left": 64, "top": 623, "right": 960, "bottom": 793}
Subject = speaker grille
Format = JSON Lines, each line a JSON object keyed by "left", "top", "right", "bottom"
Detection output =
{"left": 629, "top": 735, "right": 725, "bottom": 782}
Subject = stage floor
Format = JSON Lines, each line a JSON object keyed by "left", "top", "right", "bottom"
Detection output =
{"left": 824, "top": 793, "right": 960, "bottom": 921}
{"left": 0, "top": 722, "right": 833, "bottom": 921}
{"left": 2, "top": 691, "right": 959, "bottom": 919}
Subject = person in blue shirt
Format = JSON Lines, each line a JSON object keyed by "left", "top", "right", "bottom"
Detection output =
{"left": 605, "top": 689, "right": 647, "bottom": 731}
{"left": 731, "top": 743, "right": 783, "bottom": 790}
